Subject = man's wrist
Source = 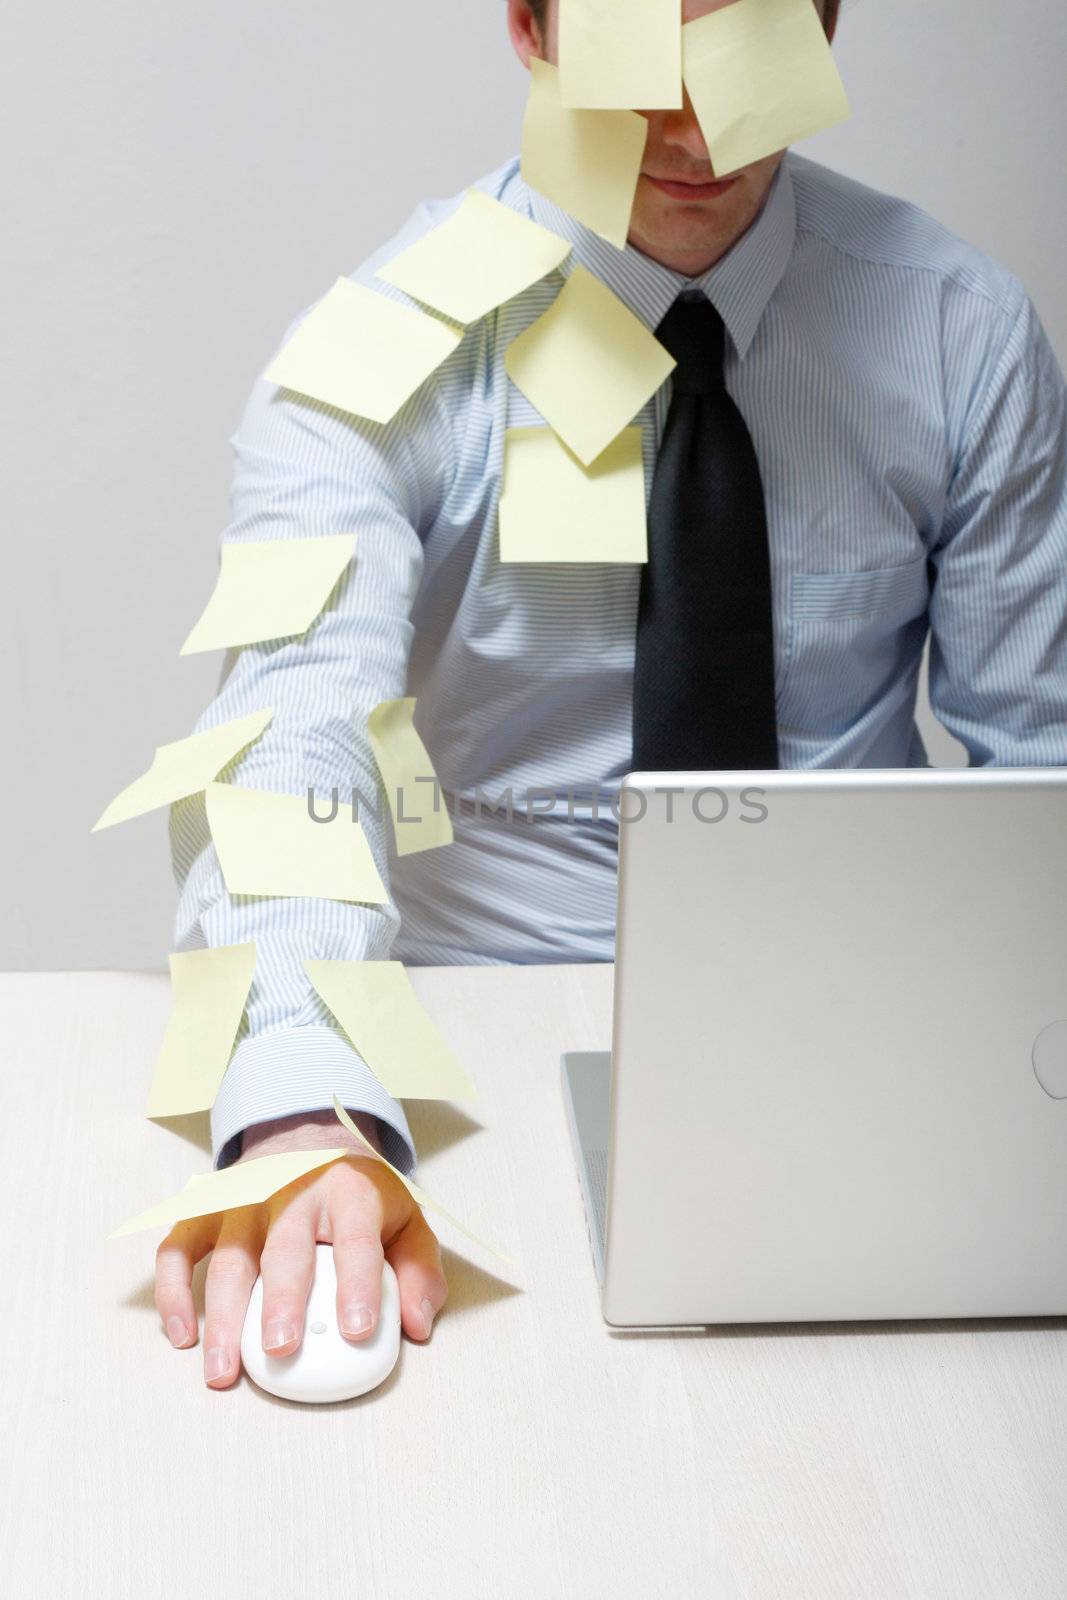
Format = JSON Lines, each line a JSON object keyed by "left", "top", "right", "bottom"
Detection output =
{"left": 238, "top": 1107, "right": 386, "bottom": 1162}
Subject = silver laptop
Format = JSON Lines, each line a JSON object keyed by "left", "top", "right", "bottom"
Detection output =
{"left": 561, "top": 769, "right": 1067, "bottom": 1327}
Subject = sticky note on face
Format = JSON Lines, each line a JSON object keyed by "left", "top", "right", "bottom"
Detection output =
{"left": 180, "top": 534, "right": 357, "bottom": 656}
{"left": 682, "top": 0, "right": 850, "bottom": 177}
{"left": 306, "top": 960, "right": 477, "bottom": 1101}
{"left": 332, "top": 1100, "right": 514, "bottom": 1266}
{"left": 146, "top": 944, "right": 257, "bottom": 1119}
{"left": 375, "top": 190, "right": 571, "bottom": 326}
{"left": 91, "top": 709, "right": 273, "bottom": 832}
{"left": 366, "top": 697, "right": 453, "bottom": 857}
{"left": 559, "top": 0, "right": 683, "bottom": 110}
{"left": 500, "top": 427, "right": 647, "bottom": 564}
{"left": 506, "top": 265, "right": 675, "bottom": 467}
{"left": 205, "top": 781, "right": 387, "bottom": 904}
{"left": 521, "top": 58, "right": 648, "bottom": 251}
{"left": 264, "top": 278, "right": 463, "bottom": 426}
{"left": 107, "top": 1147, "right": 351, "bottom": 1239}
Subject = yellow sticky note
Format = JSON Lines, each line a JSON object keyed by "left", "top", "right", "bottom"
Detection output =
{"left": 366, "top": 697, "right": 453, "bottom": 857}
{"left": 500, "top": 427, "right": 647, "bottom": 563}
{"left": 559, "top": 0, "right": 682, "bottom": 110}
{"left": 332, "top": 1099, "right": 514, "bottom": 1267}
{"left": 305, "top": 960, "right": 477, "bottom": 1101}
{"left": 205, "top": 782, "right": 387, "bottom": 904}
{"left": 521, "top": 58, "right": 648, "bottom": 251}
{"left": 107, "top": 1147, "right": 351, "bottom": 1239}
{"left": 264, "top": 277, "right": 463, "bottom": 425}
{"left": 180, "top": 534, "right": 357, "bottom": 656}
{"left": 376, "top": 190, "right": 571, "bottom": 326}
{"left": 146, "top": 944, "right": 257, "bottom": 1119}
{"left": 91, "top": 709, "right": 273, "bottom": 832}
{"left": 683, "top": 0, "right": 851, "bottom": 177}
{"left": 506, "top": 265, "right": 674, "bottom": 467}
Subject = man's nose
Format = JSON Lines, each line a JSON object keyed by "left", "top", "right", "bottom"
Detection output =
{"left": 645, "top": 89, "right": 714, "bottom": 168}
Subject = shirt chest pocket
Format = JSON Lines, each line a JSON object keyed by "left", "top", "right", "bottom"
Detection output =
{"left": 775, "top": 552, "right": 931, "bottom": 736}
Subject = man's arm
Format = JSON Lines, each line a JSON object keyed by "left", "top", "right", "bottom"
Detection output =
{"left": 927, "top": 285, "right": 1067, "bottom": 764}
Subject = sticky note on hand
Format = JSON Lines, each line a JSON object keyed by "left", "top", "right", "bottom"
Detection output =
{"left": 506, "top": 265, "right": 674, "bottom": 467}
{"left": 265, "top": 278, "right": 463, "bottom": 426}
{"left": 146, "top": 943, "right": 257, "bottom": 1119}
{"left": 366, "top": 697, "right": 453, "bottom": 857}
{"left": 559, "top": 0, "right": 682, "bottom": 110}
{"left": 107, "top": 1147, "right": 352, "bottom": 1239}
{"left": 682, "top": 0, "right": 850, "bottom": 177}
{"left": 91, "top": 709, "right": 273, "bottom": 832}
{"left": 499, "top": 427, "right": 647, "bottom": 564}
{"left": 205, "top": 781, "right": 387, "bottom": 904}
{"left": 180, "top": 534, "right": 357, "bottom": 656}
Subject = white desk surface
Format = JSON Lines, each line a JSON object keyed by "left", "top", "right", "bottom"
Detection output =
{"left": 2, "top": 966, "right": 1065, "bottom": 1600}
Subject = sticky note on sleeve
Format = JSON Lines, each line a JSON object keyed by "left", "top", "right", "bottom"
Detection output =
{"left": 264, "top": 278, "right": 463, "bottom": 426}
{"left": 367, "top": 697, "right": 453, "bottom": 856}
{"left": 107, "top": 1148, "right": 351, "bottom": 1239}
{"left": 146, "top": 944, "right": 257, "bottom": 1119}
{"left": 180, "top": 534, "right": 357, "bottom": 656}
{"left": 500, "top": 427, "right": 647, "bottom": 564}
{"left": 305, "top": 959, "right": 477, "bottom": 1101}
{"left": 682, "top": 0, "right": 850, "bottom": 177}
{"left": 559, "top": 0, "right": 682, "bottom": 110}
{"left": 90, "top": 709, "right": 273, "bottom": 832}
{"left": 205, "top": 782, "right": 387, "bottom": 904}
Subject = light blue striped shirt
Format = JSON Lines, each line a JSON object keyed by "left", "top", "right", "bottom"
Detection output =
{"left": 170, "top": 152, "right": 1067, "bottom": 1174}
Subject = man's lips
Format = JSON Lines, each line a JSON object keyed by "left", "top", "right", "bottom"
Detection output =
{"left": 644, "top": 173, "right": 739, "bottom": 200}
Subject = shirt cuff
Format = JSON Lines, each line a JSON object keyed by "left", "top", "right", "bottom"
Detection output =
{"left": 210, "top": 1024, "right": 417, "bottom": 1177}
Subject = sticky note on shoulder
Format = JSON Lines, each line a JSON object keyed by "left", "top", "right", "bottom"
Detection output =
{"left": 559, "top": 0, "right": 682, "bottom": 110}
{"left": 367, "top": 697, "right": 453, "bottom": 856}
{"left": 521, "top": 58, "right": 647, "bottom": 251}
{"left": 506, "top": 266, "right": 674, "bottom": 467}
{"left": 333, "top": 1099, "right": 514, "bottom": 1267}
{"left": 683, "top": 0, "right": 850, "bottom": 177}
{"left": 376, "top": 191, "right": 570, "bottom": 325}
{"left": 147, "top": 943, "right": 257, "bottom": 1119}
{"left": 107, "top": 1147, "right": 351, "bottom": 1239}
{"left": 91, "top": 709, "right": 273, "bottom": 832}
{"left": 181, "top": 534, "right": 357, "bottom": 655}
{"left": 205, "top": 782, "right": 387, "bottom": 903}
{"left": 264, "top": 278, "right": 462, "bottom": 425}
{"left": 306, "top": 959, "right": 476, "bottom": 1101}
{"left": 500, "top": 427, "right": 647, "bottom": 564}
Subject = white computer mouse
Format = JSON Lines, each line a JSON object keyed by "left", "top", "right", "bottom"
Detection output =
{"left": 241, "top": 1244, "right": 401, "bottom": 1403}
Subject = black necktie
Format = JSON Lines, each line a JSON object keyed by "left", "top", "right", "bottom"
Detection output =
{"left": 632, "top": 293, "right": 779, "bottom": 771}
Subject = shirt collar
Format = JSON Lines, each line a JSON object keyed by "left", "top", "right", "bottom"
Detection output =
{"left": 524, "top": 153, "right": 797, "bottom": 359}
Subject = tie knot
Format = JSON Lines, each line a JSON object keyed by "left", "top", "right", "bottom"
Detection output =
{"left": 656, "top": 294, "right": 726, "bottom": 396}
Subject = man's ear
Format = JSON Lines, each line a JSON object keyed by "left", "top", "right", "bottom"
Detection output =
{"left": 507, "top": 0, "right": 545, "bottom": 69}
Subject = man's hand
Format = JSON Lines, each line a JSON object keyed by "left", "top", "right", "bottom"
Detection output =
{"left": 153, "top": 1110, "right": 447, "bottom": 1389}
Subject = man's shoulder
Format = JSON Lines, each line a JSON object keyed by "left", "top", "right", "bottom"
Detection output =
{"left": 346, "top": 157, "right": 525, "bottom": 287}
{"left": 787, "top": 154, "right": 1023, "bottom": 320}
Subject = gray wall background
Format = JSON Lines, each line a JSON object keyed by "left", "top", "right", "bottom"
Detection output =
{"left": 4, "top": 0, "right": 1064, "bottom": 970}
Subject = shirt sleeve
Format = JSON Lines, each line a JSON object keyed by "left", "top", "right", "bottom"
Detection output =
{"left": 927, "top": 285, "right": 1067, "bottom": 764}
{"left": 169, "top": 291, "right": 456, "bottom": 1173}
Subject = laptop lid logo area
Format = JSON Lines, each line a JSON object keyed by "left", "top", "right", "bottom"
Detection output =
{"left": 1033, "top": 1021, "right": 1067, "bottom": 1099}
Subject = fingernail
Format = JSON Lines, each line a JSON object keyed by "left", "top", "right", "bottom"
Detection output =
{"left": 165, "top": 1315, "right": 189, "bottom": 1347}
{"left": 341, "top": 1302, "right": 373, "bottom": 1337}
{"left": 420, "top": 1296, "right": 435, "bottom": 1338}
{"left": 264, "top": 1320, "right": 297, "bottom": 1351}
{"left": 205, "top": 1346, "right": 231, "bottom": 1381}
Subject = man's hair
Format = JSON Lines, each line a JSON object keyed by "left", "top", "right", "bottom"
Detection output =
{"left": 527, "top": 0, "right": 841, "bottom": 36}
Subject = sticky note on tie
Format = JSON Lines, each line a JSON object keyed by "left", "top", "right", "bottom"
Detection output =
{"left": 305, "top": 959, "right": 477, "bottom": 1101}
{"left": 376, "top": 190, "right": 571, "bottom": 326}
{"left": 332, "top": 1099, "right": 514, "bottom": 1266}
{"left": 205, "top": 782, "right": 387, "bottom": 904}
{"left": 107, "top": 1147, "right": 352, "bottom": 1239}
{"left": 559, "top": 0, "right": 682, "bottom": 110}
{"left": 366, "top": 697, "right": 453, "bottom": 856}
{"left": 180, "top": 534, "right": 357, "bottom": 656}
{"left": 506, "top": 266, "right": 674, "bottom": 467}
{"left": 146, "top": 944, "right": 257, "bottom": 1119}
{"left": 682, "top": 0, "right": 850, "bottom": 177}
{"left": 521, "top": 58, "right": 648, "bottom": 251}
{"left": 91, "top": 709, "right": 273, "bottom": 832}
{"left": 500, "top": 427, "right": 647, "bottom": 563}
{"left": 264, "top": 278, "right": 463, "bottom": 425}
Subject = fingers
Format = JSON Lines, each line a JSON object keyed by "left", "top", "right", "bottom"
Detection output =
{"left": 202, "top": 1207, "right": 266, "bottom": 1388}
{"left": 256, "top": 1188, "right": 320, "bottom": 1357}
{"left": 329, "top": 1168, "right": 386, "bottom": 1342}
{"left": 384, "top": 1207, "right": 448, "bottom": 1343}
{"left": 155, "top": 1216, "right": 216, "bottom": 1348}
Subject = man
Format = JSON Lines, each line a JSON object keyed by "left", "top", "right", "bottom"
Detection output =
{"left": 155, "top": 0, "right": 1067, "bottom": 1388}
